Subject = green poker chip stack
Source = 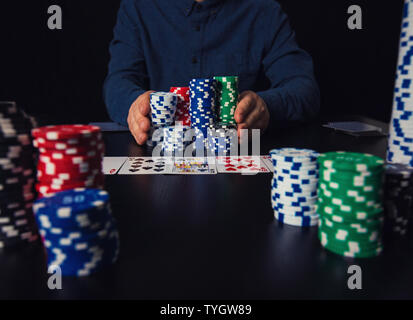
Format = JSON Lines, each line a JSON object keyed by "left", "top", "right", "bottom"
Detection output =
{"left": 316, "top": 152, "right": 385, "bottom": 258}
{"left": 214, "top": 76, "right": 239, "bottom": 125}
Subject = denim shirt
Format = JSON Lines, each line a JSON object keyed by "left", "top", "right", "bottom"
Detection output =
{"left": 104, "top": 0, "right": 320, "bottom": 128}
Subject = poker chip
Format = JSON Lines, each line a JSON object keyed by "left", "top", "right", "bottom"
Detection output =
{"left": 33, "top": 124, "right": 105, "bottom": 197}
{"left": 270, "top": 148, "right": 320, "bottom": 227}
{"left": 189, "top": 78, "right": 216, "bottom": 142}
{"left": 32, "top": 125, "right": 101, "bottom": 141}
{"left": 170, "top": 87, "right": 191, "bottom": 126}
{"left": 207, "top": 123, "right": 237, "bottom": 156}
{"left": 147, "top": 92, "right": 178, "bottom": 148}
{"left": 214, "top": 76, "right": 239, "bottom": 125}
{"left": 317, "top": 151, "right": 385, "bottom": 258}
{"left": 0, "top": 101, "right": 39, "bottom": 250}
{"left": 161, "top": 125, "right": 191, "bottom": 156}
{"left": 33, "top": 188, "right": 120, "bottom": 276}
{"left": 383, "top": 163, "right": 413, "bottom": 237}
{"left": 387, "top": 0, "right": 413, "bottom": 166}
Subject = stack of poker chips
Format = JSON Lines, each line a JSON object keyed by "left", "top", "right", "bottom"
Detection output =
{"left": 207, "top": 123, "right": 238, "bottom": 156}
{"left": 317, "top": 152, "right": 385, "bottom": 258}
{"left": 383, "top": 163, "right": 413, "bottom": 237}
{"left": 162, "top": 125, "right": 191, "bottom": 156}
{"left": 189, "top": 78, "right": 216, "bottom": 150}
{"left": 387, "top": 0, "right": 413, "bottom": 166}
{"left": 147, "top": 92, "right": 178, "bottom": 147}
{"left": 0, "top": 101, "right": 39, "bottom": 249}
{"left": 170, "top": 87, "right": 190, "bottom": 126}
{"left": 214, "top": 76, "right": 239, "bottom": 125}
{"left": 32, "top": 125, "right": 105, "bottom": 197}
{"left": 33, "top": 188, "right": 120, "bottom": 277}
{"left": 270, "top": 148, "right": 320, "bottom": 227}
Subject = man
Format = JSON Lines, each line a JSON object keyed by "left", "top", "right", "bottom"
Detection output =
{"left": 104, "top": 0, "right": 320, "bottom": 145}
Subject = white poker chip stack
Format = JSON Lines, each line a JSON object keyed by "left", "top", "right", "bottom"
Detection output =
{"left": 207, "top": 124, "right": 238, "bottom": 156}
{"left": 270, "top": 148, "right": 320, "bottom": 227}
{"left": 162, "top": 125, "right": 191, "bottom": 156}
{"left": 147, "top": 92, "right": 178, "bottom": 147}
{"left": 387, "top": 0, "right": 413, "bottom": 167}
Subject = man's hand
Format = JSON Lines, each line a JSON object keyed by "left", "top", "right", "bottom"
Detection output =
{"left": 234, "top": 91, "right": 270, "bottom": 136}
{"left": 127, "top": 90, "right": 154, "bottom": 145}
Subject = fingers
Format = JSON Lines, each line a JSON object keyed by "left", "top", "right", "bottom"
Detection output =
{"left": 235, "top": 92, "right": 270, "bottom": 136}
{"left": 138, "top": 91, "right": 153, "bottom": 116}
{"left": 128, "top": 91, "right": 154, "bottom": 145}
{"left": 242, "top": 104, "right": 262, "bottom": 128}
{"left": 235, "top": 92, "right": 255, "bottom": 124}
{"left": 132, "top": 113, "right": 150, "bottom": 133}
{"left": 130, "top": 117, "right": 148, "bottom": 145}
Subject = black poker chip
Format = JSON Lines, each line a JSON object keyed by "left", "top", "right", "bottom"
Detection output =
{"left": 384, "top": 163, "right": 413, "bottom": 238}
{"left": 0, "top": 101, "right": 39, "bottom": 250}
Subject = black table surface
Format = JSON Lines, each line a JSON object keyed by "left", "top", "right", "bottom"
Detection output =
{"left": 1, "top": 121, "right": 413, "bottom": 300}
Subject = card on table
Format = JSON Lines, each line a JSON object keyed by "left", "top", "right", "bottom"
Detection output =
{"left": 216, "top": 156, "right": 271, "bottom": 174}
{"left": 172, "top": 157, "right": 217, "bottom": 175}
{"left": 261, "top": 155, "right": 274, "bottom": 172}
{"left": 102, "top": 157, "right": 128, "bottom": 175}
{"left": 118, "top": 157, "right": 174, "bottom": 175}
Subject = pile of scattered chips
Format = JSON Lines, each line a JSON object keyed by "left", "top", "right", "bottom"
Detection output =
{"left": 162, "top": 125, "right": 191, "bottom": 156}
{"left": 170, "top": 87, "right": 190, "bottom": 126}
{"left": 33, "top": 188, "right": 119, "bottom": 276}
{"left": 147, "top": 92, "right": 178, "bottom": 147}
{"left": 0, "top": 101, "right": 39, "bottom": 249}
{"left": 317, "top": 152, "right": 385, "bottom": 258}
{"left": 270, "top": 148, "right": 320, "bottom": 227}
{"left": 383, "top": 163, "right": 413, "bottom": 237}
{"left": 32, "top": 125, "right": 105, "bottom": 197}
{"left": 207, "top": 123, "right": 237, "bottom": 156}
{"left": 214, "top": 76, "right": 238, "bottom": 125}
{"left": 387, "top": 0, "right": 413, "bottom": 166}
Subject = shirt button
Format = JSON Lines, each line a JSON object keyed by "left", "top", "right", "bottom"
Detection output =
{"left": 196, "top": 4, "right": 202, "bottom": 11}
{"left": 195, "top": 25, "right": 201, "bottom": 32}
{"left": 192, "top": 57, "right": 198, "bottom": 64}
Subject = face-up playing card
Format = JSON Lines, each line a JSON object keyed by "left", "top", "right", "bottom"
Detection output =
{"left": 172, "top": 157, "right": 217, "bottom": 175}
{"left": 261, "top": 155, "right": 274, "bottom": 172}
{"left": 216, "top": 156, "right": 271, "bottom": 174}
{"left": 102, "top": 157, "right": 128, "bottom": 175}
{"left": 118, "top": 157, "right": 174, "bottom": 175}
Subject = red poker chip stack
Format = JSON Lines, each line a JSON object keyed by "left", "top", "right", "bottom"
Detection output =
{"left": 32, "top": 125, "right": 105, "bottom": 197}
{"left": 170, "top": 87, "right": 190, "bottom": 126}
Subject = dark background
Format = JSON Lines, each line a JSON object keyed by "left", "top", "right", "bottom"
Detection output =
{"left": 0, "top": 0, "right": 404, "bottom": 123}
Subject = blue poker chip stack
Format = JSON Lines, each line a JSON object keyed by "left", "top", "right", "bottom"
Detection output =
{"left": 189, "top": 79, "right": 216, "bottom": 152}
{"left": 162, "top": 125, "right": 191, "bottom": 156}
{"left": 207, "top": 124, "right": 237, "bottom": 156}
{"left": 270, "top": 148, "right": 320, "bottom": 227}
{"left": 147, "top": 92, "right": 178, "bottom": 148}
{"left": 387, "top": 0, "right": 413, "bottom": 167}
{"left": 33, "top": 188, "right": 120, "bottom": 277}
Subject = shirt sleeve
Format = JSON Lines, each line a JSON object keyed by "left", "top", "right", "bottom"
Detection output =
{"left": 256, "top": 2, "right": 320, "bottom": 129}
{"left": 103, "top": 0, "right": 148, "bottom": 126}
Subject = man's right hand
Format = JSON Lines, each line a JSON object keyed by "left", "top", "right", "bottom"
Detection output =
{"left": 127, "top": 90, "right": 154, "bottom": 145}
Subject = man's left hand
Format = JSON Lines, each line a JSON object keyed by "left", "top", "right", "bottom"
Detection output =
{"left": 234, "top": 91, "right": 270, "bottom": 136}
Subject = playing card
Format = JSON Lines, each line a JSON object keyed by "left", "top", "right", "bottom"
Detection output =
{"left": 102, "top": 157, "right": 128, "bottom": 175}
{"left": 216, "top": 156, "right": 271, "bottom": 174}
{"left": 118, "top": 157, "right": 174, "bottom": 175}
{"left": 261, "top": 155, "right": 274, "bottom": 172}
{"left": 172, "top": 157, "right": 217, "bottom": 175}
